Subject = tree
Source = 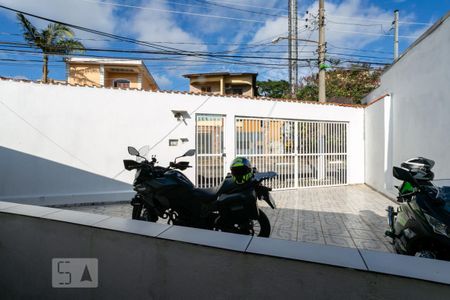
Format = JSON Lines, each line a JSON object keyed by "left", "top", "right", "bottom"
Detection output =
{"left": 256, "top": 80, "right": 289, "bottom": 98}
{"left": 296, "top": 64, "right": 383, "bottom": 104}
{"left": 17, "top": 13, "right": 85, "bottom": 83}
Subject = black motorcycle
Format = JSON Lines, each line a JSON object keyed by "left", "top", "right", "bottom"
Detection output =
{"left": 386, "top": 157, "right": 450, "bottom": 260}
{"left": 123, "top": 146, "right": 277, "bottom": 237}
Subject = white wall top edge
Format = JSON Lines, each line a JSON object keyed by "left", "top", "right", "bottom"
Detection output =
{"left": 1, "top": 201, "right": 449, "bottom": 285}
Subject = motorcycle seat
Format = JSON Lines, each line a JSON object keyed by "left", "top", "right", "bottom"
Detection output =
{"left": 193, "top": 187, "right": 218, "bottom": 203}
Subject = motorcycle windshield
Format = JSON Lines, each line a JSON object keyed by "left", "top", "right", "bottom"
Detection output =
{"left": 254, "top": 172, "right": 277, "bottom": 182}
{"left": 436, "top": 186, "right": 450, "bottom": 213}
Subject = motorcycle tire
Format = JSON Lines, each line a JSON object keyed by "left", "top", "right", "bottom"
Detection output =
{"left": 132, "top": 205, "right": 158, "bottom": 222}
{"left": 131, "top": 204, "right": 142, "bottom": 220}
{"left": 255, "top": 209, "right": 271, "bottom": 238}
{"left": 414, "top": 250, "right": 436, "bottom": 259}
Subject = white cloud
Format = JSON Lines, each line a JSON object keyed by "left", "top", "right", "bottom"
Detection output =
{"left": 250, "top": 17, "right": 288, "bottom": 44}
{"left": 251, "top": 0, "right": 425, "bottom": 49}
{"left": 0, "top": 0, "right": 117, "bottom": 46}
{"left": 152, "top": 73, "right": 171, "bottom": 89}
{"left": 128, "top": 0, "right": 207, "bottom": 53}
{"left": 248, "top": 0, "right": 427, "bottom": 81}
{"left": 251, "top": 0, "right": 403, "bottom": 49}
{"left": 185, "top": 0, "right": 282, "bottom": 36}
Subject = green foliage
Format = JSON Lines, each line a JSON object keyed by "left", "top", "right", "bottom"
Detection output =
{"left": 256, "top": 80, "right": 289, "bottom": 98}
{"left": 17, "top": 13, "right": 85, "bottom": 82}
{"left": 296, "top": 84, "right": 319, "bottom": 102}
{"left": 296, "top": 64, "right": 383, "bottom": 104}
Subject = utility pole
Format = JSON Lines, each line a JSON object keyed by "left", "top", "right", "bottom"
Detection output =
{"left": 394, "top": 9, "right": 399, "bottom": 60}
{"left": 318, "top": 0, "right": 326, "bottom": 102}
{"left": 288, "top": 0, "right": 298, "bottom": 98}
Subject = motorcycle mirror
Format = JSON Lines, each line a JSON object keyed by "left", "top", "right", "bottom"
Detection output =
{"left": 138, "top": 145, "right": 150, "bottom": 157}
{"left": 128, "top": 146, "right": 140, "bottom": 156}
{"left": 393, "top": 167, "right": 419, "bottom": 187}
{"left": 182, "top": 149, "right": 196, "bottom": 157}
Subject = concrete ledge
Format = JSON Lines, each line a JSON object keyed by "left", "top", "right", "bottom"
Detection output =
{"left": 159, "top": 225, "right": 252, "bottom": 252}
{"left": 360, "top": 249, "right": 450, "bottom": 284}
{"left": 1, "top": 201, "right": 450, "bottom": 299}
{"left": 43, "top": 210, "right": 111, "bottom": 226}
{"left": 0, "top": 191, "right": 134, "bottom": 206}
{"left": 247, "top": 236, "right": 367, "bottom": 270}
{"left": 94, "top": 216, "right": 171, "bottom": 237}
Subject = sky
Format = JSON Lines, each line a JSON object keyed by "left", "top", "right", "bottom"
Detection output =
{"left": 0, "top": 0, "right": 448, "bottom": 91}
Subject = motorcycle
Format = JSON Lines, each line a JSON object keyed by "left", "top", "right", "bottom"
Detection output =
{"left": 386, "top": 157, "right": 450, "bottom": 260}
{"left": 123, "top": 146, "right": 277, "bottom": 237}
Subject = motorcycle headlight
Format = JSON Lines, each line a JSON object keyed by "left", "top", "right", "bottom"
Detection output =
{"left": 424, "top": 213, "right": 450, "bottom": 237}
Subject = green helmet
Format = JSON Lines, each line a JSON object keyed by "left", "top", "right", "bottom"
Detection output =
{"left": 230, "top": 157, "right": 253, "bottom": 184}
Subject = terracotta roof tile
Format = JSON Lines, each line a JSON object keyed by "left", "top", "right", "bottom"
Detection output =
{"left": 0, "top": 76, "right": 365, "bottom": 108}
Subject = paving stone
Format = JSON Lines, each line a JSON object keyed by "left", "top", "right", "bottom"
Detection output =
{"left": 64, "top": 185, "right": 396, "bottom": 253}
{"left": 353, "top": 238, "right": 390, "bottom": 252}
{"left": 348, "top": 228, "right": 379, "bottom": 240}
{"left": 324, "top": 235, "right": 357, "bottom": 248}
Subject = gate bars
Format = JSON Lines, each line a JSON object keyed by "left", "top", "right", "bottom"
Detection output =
{"left": 196, "top": 114, "right": 226, "bottom": 188}
{"left": 235, "top": 117, "right": 347, "bottom": 189}
{"left": 196, "top": 115, "right": 348, "bottom": 189}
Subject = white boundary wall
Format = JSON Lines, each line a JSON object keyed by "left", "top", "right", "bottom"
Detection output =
{"left": 364, "top": 15, "right": 450, "bottom": 197}
{"left": 0, "top": 80, "right": 364, "bottom": 205}
{"left": 1, "top": 202, "right": 450, "bottom": 299}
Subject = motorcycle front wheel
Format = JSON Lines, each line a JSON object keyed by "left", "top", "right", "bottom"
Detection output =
{"left": 252, "top": 209, "right": 271, "bottom": 237}
{"left": 132, "top": 205, "right": 158, "bottom": 222}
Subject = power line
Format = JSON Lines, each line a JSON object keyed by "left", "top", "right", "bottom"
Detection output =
{"left": 326, "top": 28, "right": 419, "bottom": 39}
{"left": 192, "top": 0, "right": 286, "bottom": 18}
{"left": 0, "top": 44, "right": 320, "bottom": 63}
{"left": 327, "top": 52, "right": 391, "bottom": 60}
{"left": 205, "top": 0, "right": 288, "bottom": 12}
{"left": 0, "top": 4, "right": 273, "bottom": 68}
{"left": 327, "top": 19, "right": 387, "bottom": 27}
{"left": 0, "top": 4, "right": 315, "bottom": 70}
{"left": 0, "top": 41, "right": 389, "bottom": 63}
{"left": 0, "top": 47, "right": 320, "bottom": 69}
{"left": 77, "top": 0, "right": 268, "bottom": 24}
{"left": 326, "top": 14, "right": 433, "bottom": 26}
{"left": 327, "top": 58, "right": 388, "bottom": 66}
{"left": 327, "top": 43, "right": 393, "bottom": 54}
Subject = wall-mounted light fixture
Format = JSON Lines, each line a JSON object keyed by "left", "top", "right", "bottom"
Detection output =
{"left": 171, "top": 110, "right": 191, "bottom": 124}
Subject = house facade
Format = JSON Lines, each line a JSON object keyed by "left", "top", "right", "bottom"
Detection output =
{"left": 66, "top": 57, "right": 159, "bottom": 91}
{"left": 183, "top": 72, "right": 257, "bottom": 97}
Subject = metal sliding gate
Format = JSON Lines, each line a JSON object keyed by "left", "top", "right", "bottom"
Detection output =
{"left": 235, "top": 117, "right": 347, "bottom": 189}
{"left": 196, "top": 114, "right": 226, "bottom": 188}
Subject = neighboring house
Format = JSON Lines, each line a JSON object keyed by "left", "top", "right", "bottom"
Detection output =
{"left": 183, "top": 72, "right": 257, "bottom": 97}
{"left": 66, "top": 57, "right": 159, "bottom": 91}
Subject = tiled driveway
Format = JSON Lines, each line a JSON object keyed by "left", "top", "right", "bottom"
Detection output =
{"left": 65, "top": 185, "right": 396, "bottom": 253}
{"left": 263, "top": 185, "right": 395, "bottom": 253}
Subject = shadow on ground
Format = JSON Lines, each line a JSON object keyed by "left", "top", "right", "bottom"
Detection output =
{"left": 66, "top": 185, "right": 395, "bottom": 253}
